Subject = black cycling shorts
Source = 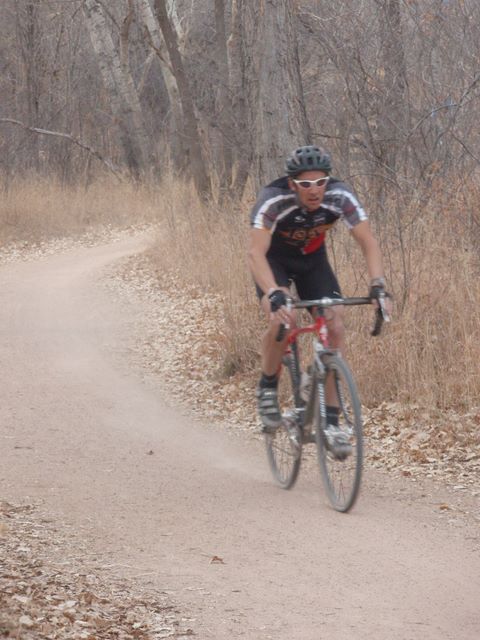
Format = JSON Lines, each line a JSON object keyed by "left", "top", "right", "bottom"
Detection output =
{"left": 255, "top": 245, "right": 341, "bottom": 301}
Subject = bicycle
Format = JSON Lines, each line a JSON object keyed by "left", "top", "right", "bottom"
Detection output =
{"left": 265, "top": 295, "right": 388, "bottom": 512}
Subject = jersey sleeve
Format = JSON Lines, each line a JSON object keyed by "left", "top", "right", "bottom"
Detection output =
{"left": 327, "top": 188, "right": 368, "bottom": 229}
{"left": 250, "top": 188, "right": 278, "bottom": 232}
{"left": 250, "top": 187, "right": 295, "bottom": 232}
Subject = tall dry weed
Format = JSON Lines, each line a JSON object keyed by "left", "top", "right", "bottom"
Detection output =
{"left": 0, "top": 174, "right": 159, "bottom": 241}
{"left": 152, "top": 176, "right": 480, "bottom": 411}
{"left": 150, "top": 175, "right": 262, "bottom": 373}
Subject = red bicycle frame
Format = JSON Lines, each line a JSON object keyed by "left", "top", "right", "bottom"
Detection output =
{"left": 285, "top": 313, "right": 330, "bottom": 352}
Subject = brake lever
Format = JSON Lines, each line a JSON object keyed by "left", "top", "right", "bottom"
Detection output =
{"left": 371, "top": 293, "right": 390, "bottom": 337}
{"left": 379, "top": 293, "right": 391, "bottom": 323}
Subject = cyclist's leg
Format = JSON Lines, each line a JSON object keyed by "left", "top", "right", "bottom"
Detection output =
{"left": 254, "top": 255, "right": 293, "bottom": 375}
{"left": 294, "top": 247, "right": 345, "bottom": 426}
{"left": 254, "top": 257, "right": 293, "bottom": 428}
{"left": 259, "top": 289, "right": 290, "bottom": 375}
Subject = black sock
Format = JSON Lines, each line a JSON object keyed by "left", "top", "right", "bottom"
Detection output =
{"left": 259, "top": 372, "right": 278, "bottom": 389}
{"left": 326, "top": 406, "right": 339, "bottom": 427}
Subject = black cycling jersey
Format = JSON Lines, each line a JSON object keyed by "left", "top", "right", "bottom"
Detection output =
{"left": 250, "top": 176, "right": 367, "bottom": 256}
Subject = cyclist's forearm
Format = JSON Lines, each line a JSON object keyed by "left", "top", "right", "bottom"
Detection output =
{"left": 357, "top": 234, "right": 385, "bottom": 282}
{"left": 364, "top": 241, "right": 385, "bottom": 282}
{"left": 351, "top": 221, "right": 386, "bottom": 283}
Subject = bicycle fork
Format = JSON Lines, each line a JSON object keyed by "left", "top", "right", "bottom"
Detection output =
{"left": 312, "top": 340, "right": 327, "bottom": 434}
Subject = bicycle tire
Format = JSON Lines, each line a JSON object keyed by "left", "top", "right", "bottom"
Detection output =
{"left": 314, "top": 354, "right": 363, "bottom": 512}
{"left": 265, "top": 355, "right": 302, "bottom": 490}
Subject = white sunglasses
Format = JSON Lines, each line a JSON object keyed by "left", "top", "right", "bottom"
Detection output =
{"left": 292, "top": 177, "right": 329, "bottom": 189}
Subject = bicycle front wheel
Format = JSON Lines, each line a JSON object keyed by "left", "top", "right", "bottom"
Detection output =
{"left": 315, "top": 354, "right": 363, "bottom": 512}
{"left": 265, "top": 355, "right": 302, "bottom": 490}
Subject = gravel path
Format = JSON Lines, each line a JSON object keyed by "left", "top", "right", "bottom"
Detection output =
{"left": 1, "top": 228, "right": 479, "bottom": 639}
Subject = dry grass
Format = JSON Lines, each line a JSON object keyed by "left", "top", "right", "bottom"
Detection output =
{"left": 0, "top": 173, "right": 161, "bottom": 242}
{"left": 333, "top": 221, "right": 480, "bottom": 408}
{"left": 150, "top": 174, "right": 262, "bottom": 376}
{"left": 150, "top": 175, "right": 480, "bottom": 412}
{"left": 1, "top": 172, "right": 479, "bottom": 412}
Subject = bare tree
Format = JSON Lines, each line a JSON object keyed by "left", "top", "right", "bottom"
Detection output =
{"left": 227, "top": 0, "right": 250, "bottom": 196}
{"left": 154, "top": 0, "right": 211, "bottom": 198}
{"left": 373, "top": 0, "right": 409, "bottom": 195}
{"left": 135, "top": 0, "right": 185, "bottom": 166}
{"left": 234, "top": 0, "right": 311, "bottom": 187}
{"left": 83, "top": 0, "right": 153, "bottom": 178}
{"left": 213, "top": 0, "right": 234, "bottom": 201}
{"left": 3, "top": 0, "right": 480, "bottom": 201}
{"left": 15, "top": 1, "right": 42, "bottom": 171}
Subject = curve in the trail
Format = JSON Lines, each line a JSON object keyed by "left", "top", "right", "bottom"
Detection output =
{"left": 1, "top": 235, "right": 478, "bottom": 640}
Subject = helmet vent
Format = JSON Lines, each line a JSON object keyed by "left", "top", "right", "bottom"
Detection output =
{"left": 285, "top": 145, "right": 332, "bottom": 176}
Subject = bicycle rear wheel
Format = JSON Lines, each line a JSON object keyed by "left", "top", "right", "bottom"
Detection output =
{"left": 265, "top": 355, "right": 302, "bottom": 489}
{"left": 315, "top": 354, "right": 363, "bottom": 512}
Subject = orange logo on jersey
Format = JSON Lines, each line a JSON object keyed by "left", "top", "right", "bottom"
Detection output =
{"left": 278, "top": 222, "right": 335, "bottom": 244}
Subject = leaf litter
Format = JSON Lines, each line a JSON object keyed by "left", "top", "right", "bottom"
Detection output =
{"left": 0, "top": 501, "right": 195, "bottom": 639}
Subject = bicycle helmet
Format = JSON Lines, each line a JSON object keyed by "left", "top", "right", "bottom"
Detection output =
{"left": 285, "top": 145, "right": 332, "bottom": 176}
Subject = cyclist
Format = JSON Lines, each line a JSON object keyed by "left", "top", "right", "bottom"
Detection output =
{"left": 248, "top": 145, "right": 391, "bottom": 449}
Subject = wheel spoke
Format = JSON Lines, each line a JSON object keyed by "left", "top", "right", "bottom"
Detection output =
{"left": 265, "top": 356, "right": 302, "bottom": 490}
{"left": 315, "top": 355, "right": 363, "bottom": 512}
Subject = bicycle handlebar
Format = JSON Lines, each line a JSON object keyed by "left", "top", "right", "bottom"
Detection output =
{"left": 292, "top": 296, "right": 371, "bottom": 309}
{"left": 275, "top": 295, "right": 390, "bottom": 341}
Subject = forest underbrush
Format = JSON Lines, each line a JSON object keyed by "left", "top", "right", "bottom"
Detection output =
{"left": 0, "top": 174, "right": 159, "bottom": 243}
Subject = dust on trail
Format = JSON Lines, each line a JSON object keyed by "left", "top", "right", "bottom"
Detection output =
{"left": 1, "top": 232, "right": 479, "bottom": 640}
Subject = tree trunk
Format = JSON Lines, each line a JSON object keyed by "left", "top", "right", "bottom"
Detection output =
{"left": 214, "top": 0, "right": 234, "bottom": 203}
{"left": 83, "top": 0, "right": 152, "bottom": 179}
{"left": 227, "top": 0, "right": 250, "bottom": 197}
{"left": 166, "top": 0, "right": 185, "bottom": 52}
{"left": 135, "top": 0, "right": 185, "bottom": 167}
{"left": 154, "top": 0, "right": 211, "bottom": 199}
{"left": 374, "top": 0, "right": 409, "bottom": 192}
{"left": 237, "top": 0, "right": 311, "bottom": 188}
{"left": 16, "top": 1, "right": 41, "bottom": 171}
{"left": 120, "top": 0, "right": 134, "bottom": 72}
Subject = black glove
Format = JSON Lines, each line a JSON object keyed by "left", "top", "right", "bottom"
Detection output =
{"left": 268, "top": 289, "right": 288, "bottom": 312}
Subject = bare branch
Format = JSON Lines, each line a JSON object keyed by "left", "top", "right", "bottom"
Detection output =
{"left": 451, "top": 132, "right": 480, "bottom": 165}
{"left": 0, "top": 118, "right": 122, "bottom": 179}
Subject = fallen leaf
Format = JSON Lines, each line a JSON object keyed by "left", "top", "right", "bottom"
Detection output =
{"left": 12, "top": 595, "right": 29, "bottom": 604}
{"left": 19, "top": 615, "right": 34, "bottom": 627}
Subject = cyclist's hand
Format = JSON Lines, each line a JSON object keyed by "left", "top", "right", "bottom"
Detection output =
{"left": 268, "top": 288, "right": 288, "bottom": 312}
{"left": 268, "top": 288, "right": 293, "bottom": 325}
{"left": 369, "top": 279, "right": 393, "bottom": 318}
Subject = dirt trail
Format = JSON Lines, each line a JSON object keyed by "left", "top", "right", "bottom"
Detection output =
{"left": 1, "top": 234, "right": 479, "bottom": 639}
